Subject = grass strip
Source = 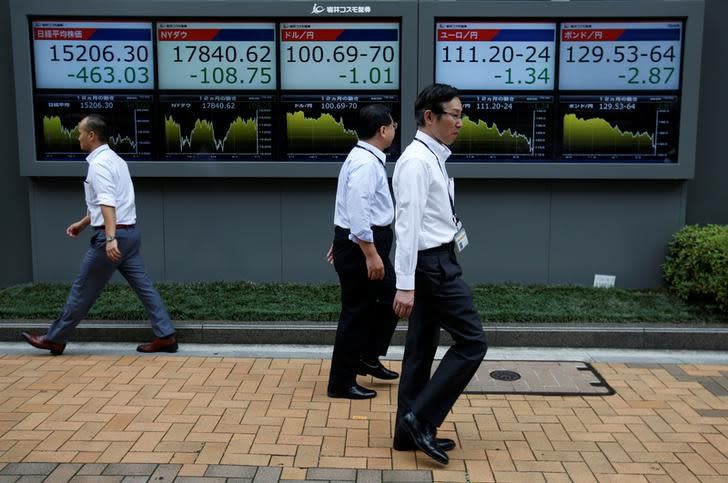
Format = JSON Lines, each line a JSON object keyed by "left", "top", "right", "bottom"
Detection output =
{"left": 0, "top": 282, "right": 725, "bottom": 323}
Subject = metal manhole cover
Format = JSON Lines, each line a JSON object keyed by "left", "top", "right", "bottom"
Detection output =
{"left": 449, "top": 361, "right": 615, "bottom": 396}
{"left": 490, "top": 370, "right": 521, "bottom": 381}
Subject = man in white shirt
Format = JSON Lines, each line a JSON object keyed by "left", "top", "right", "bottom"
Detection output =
{"left": 327, "top": 104, "right": 400, "bottom": 399}
{"left": 22, "top": 114, "right": 177, "bottom": 355}
{"left": 391, "top": 84, "right": 488, "bottom": 465}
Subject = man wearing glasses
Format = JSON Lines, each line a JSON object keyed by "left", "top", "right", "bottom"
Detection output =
{"left": 326, "top": 104, "right": 401, "bottom": 400}
{"left": 391, "top": 84, "right": 488, "bottom": 464}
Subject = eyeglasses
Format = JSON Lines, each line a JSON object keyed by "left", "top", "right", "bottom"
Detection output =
{"left": 390, "top": 121, "right": 399, "bottom": 130}
{"left": 439, "top": 110, "right": 463, "bottom": 121}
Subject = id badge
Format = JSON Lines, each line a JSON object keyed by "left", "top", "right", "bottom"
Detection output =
{"left": 454, "top": 226, "right": 469, "bottom": 252}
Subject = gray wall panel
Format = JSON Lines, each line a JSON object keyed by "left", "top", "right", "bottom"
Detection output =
{"left": 281, "top": 179, "right": 339, "bottom": 283}
{"left": 549, "top": 182, "right": 685, "bottom": 288}
{"left": 162, "top": 180, "right": 282, "bottom": 281}
{"left": 28, "top": 179, "right": 687, "bottom": 288}
{"left": 29, "top": 179, "right": 167, "bottom": 283}
{"left": 30, "top": 178, "right": 90, "bottom": 282}
{"left": 455, "top": 181, "right": 551, "bottom": 284}
{"left": 0, "top": 0, "right": 31, "bottom": 287}
{"left": 686, "top": 0, "right": 728, "bottom": 224}
{"left": 132, "top": 181, "right": 166, "bottom": 281}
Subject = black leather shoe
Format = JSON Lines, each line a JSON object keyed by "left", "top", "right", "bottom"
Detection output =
{"left": 358, "top": 359, "right": 399, "bottom": 380}
{"left": 393, "top": 430, "right": 456, "bottom": 452}
{"left": 327, "top": 383, "right": 377, "bottom": 400}
{"left": 400, "top": 411, "right": 449, "bottom": 465}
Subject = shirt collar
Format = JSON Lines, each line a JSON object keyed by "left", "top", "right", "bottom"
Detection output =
{"left": 415, "top": 130, "right": 452, "bottom": 161}
{"left": 356, "top": 140, "right": 387, "bottom": 165}
{"left": 86, "top": 144, "right": 111, "bottom": 163}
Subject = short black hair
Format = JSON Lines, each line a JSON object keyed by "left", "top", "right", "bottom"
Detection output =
{"left": 82, "top": 114, "right": 109, "bottom": 143}
{"left": 356, "top": 104, "right": 393, "bottom": 140}
{"left": 414, "top": 83, "right": 459, "bottom": 127}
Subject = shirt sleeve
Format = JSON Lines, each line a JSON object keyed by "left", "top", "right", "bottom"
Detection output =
{"left": 346, "top": 159, "right": 377, "bottom": 243}
{"left": 393, "top": 156, "right": 430, "bottom": 290}
{"left": 88, "top": 160, "right": 117, "bottom": 207}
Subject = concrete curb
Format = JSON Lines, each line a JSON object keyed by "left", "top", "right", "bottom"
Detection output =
{"left": 2, "top": 320, "right": 727, "bottom": 350}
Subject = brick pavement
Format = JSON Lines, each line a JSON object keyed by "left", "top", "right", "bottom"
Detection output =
{"left": 0, "top": 354, "right": 726, "bottom": 482}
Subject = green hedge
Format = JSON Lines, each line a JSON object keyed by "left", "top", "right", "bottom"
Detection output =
{"left": 663, "top": 224, "right": 728, "bottom": 311}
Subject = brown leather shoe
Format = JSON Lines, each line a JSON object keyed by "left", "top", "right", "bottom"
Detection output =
{"left": 137, "top": 335, "right": 178, "bottom": 353}
{"left": 22, "top": 332, "right": 65, "bottom": 355}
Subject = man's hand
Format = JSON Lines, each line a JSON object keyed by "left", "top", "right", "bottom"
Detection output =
{"left": 105, "top": 239, "right": 122, "bottom": 263}
{"left": 393, "top": 289, "right": 415, "bottom": 318}
{"left": 326, "top": 244, "right": 334, "bottom": 265}
{"left": 366, "top": 252, "right": 385, "bottom": 280}
{"left": 66, "top": 220, "right": 88, "bottom": 237}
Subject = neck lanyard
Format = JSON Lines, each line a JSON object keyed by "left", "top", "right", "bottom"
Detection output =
{"left": 414, "top": 138, "right": 459, "bottom": 225}
{"left": 354, "top": 144, "right": 385, "bottom": 167}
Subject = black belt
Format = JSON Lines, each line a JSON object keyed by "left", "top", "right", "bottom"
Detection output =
{"left": 419, "top": 241, "right": 455, "bottom": 255}
{"left": 94, "top": 224, "right": 135, "bottom": 230}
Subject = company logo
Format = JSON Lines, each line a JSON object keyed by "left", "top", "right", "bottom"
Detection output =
{"left": 310, "top": 3, "right": 372, "bottom": 14}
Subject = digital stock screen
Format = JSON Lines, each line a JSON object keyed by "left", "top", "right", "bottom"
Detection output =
{"left": 35, "top": 93, "right": 153, "bottom": 160}
{"left": 559, "top": 21, "right": 682, "bottom": 91}
{"left": 281, "top": 94, "right": 399, "bottom": 161}
{"left": 452, "top": 95, "right": 554, "bottom": 161}
{"left": 435, "top": 18, "right": 684, "bottom": 163}
{"left": 32, "top": 20, "right": 154, "bottom": 89}
{"left": 27, "top": 16, "right": 687, "bottom": 165}
{"left": 559, "top": 95, "right": 679, "bottom": 162}
{"left": 159, "top": 94, "right": 274, "bottom": 161}
{"left": 156, "top": 22, "right": 276, "bottom": 90}
{"left": 436, "top": 22, "right": 556, "bottom": 90}
{"left": 280, "top": 21, "right": 399, "bottom": 90}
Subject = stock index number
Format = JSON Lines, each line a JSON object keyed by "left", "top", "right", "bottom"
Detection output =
{"left": 441, "top": 45, "right": 551, "bottom": 64}
{"left": 172, "top": 45, "right": 271, "bottom": 63}
{"left": 285, "top": 45, "right": 395, "bottom": 63}
{"left": 564, "top": 45, "right": 676, "bottom": 64}
{"left": 50, "top": 44, "right": 149, "bottom": 63}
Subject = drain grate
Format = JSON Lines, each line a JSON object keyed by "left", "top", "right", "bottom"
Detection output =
{"left": 490, "top": 370, "right": 521, "bottom": 382}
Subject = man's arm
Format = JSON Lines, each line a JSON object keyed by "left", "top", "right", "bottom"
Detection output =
{"left": 347, "top": 161, "right": 384, "bottom": 280}
{"left": 66, "top": 212, "right": 91, "bottom": 237}
{"left": 100, "top": 204, "right": 121, "bottom": 262}
{"left": 392, "top": 156, "right": 429, "bottom": 317}
{"left": 357, "top": 240, "right": 384, "bottom": 280}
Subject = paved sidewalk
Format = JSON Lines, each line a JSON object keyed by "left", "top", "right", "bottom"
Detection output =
{"left": 0, "top": 349, "right": 727, "bottom": 482}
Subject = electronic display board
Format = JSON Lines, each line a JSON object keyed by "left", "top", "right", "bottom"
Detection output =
{"left": 451, "top": 94, "right": 554, "bottom": 161}
{"left": 281, "top": 93, "right": 399, "bottom": 160}
{"left": 559, "top": 21, "right": 682, "bottom": 91}
{"left": 34, "top": 93, "right": 153, "bottom": 161}
{"left": 559, "top": 94, "right": 679, "bottom": 162}
{"left": 435, "top": 22, "right": 556, "bottom": 90}
{"left": 156, "top": 22, "right": 276, "bottom": 90}
{"left": 159, "top": 94, "right": 274, "bottom": 161}
{"left": 32, "top": 20, "right": 154, "bottom": 90}
{"left": 280, "top": 22, "right": 399, "bottom": 90}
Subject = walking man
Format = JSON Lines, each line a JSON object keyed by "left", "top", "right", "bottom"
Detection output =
{"left": 327, "top": 104, "right": 400, "bottom": 399}
{"left": 391, "top": 84, "right": 488, "bottom": 464}
{"left": 22, "top": 114, "right": 178, "bottom": 355}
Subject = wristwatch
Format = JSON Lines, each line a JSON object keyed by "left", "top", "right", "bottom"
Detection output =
{"left": 105, "top": 236, "right": 116, "bottom": 243}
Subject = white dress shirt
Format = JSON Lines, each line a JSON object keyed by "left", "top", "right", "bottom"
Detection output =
{"left": 84, "top": 144, "right": 136, "bottom": 227}
{"left": 333, "top": 140, "right": 394, "bottom": 243}
{"left": 393, "top": 131, "right": 459, "bottom": 290}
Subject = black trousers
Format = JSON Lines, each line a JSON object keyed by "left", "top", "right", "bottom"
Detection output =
{"left": 328, "top": 225, "right": 399, "bottom": 390}
{"left": 396, "top": 243, "right": 488, "bottom": 428}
